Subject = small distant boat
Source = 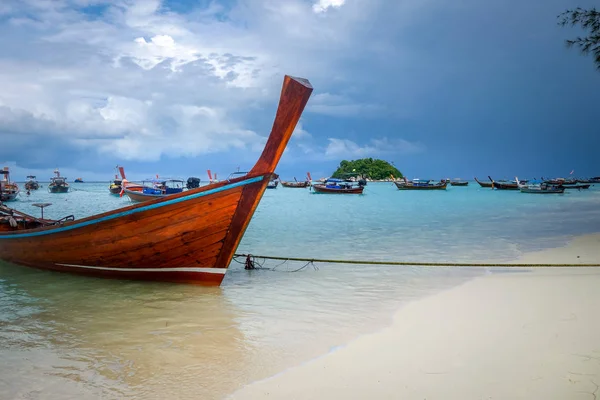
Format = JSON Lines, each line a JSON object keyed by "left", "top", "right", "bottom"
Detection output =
{"left": 542, "top": 177, "right": 577, "bottom": 185}
{"left": 590, "top": 177, "right": 600, "bottom": 183}
{"left": 48, "top": 169, "right": 70, "bottom": 193}
{"left": 450, "top": 179, "right": 469, "bottom": 187}
{"left": 117, "top": 166, "right": 144, "bottom": 193}
{"left": 0, "top": 167, "right": 20, "bottom": 202}
{"left": 109, "top": 174, "right": 122, "bottom": 195}
{"left": 516, "top": 177, "right": 565, "bottom": 194}
{"left": 281, "top": 172, "right": 311, "bottom": 188}
{"left": 74, "top": 178, "right": 84, "bottom": 183}
{"left": 24, "top": 175, "right": 40, "bottom": 191}
{"left": 186, "top": 177, "right": 201, "bottom": 189}
{"left": 311, "top": 178, "right": 365, "bottom": 194}
{"left": 394, "top": 178, "right": 448, "bottom": 190}
{"left": 474, "top": 177, "right": 493, "bottom": 188}
{"left": 207, "top": 170, "right": 219, "bottom": 184}
{"left": 488, "top": 176, "right": 519, "bottom": 190}
{"left": 560, "top": 183, "right": 590, "bottom": 190}
{"left": 266, "top": 179, "right": 279, "bottom": 189}
{"left": 124, "top": 179, "right": 185, "bottom": 202}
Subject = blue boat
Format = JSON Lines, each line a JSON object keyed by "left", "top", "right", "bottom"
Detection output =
{"left": 124, "top": 178, "right": 185, "bottom": 202}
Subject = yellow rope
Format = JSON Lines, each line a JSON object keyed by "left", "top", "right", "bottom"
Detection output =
{"left": 233, "top": 253, "right": 600, "bottom": 268}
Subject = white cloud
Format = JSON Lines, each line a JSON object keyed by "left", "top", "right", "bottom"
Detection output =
{"left": 0, "top": 0, "right": 414, "bottom": 168}
{"left": 292, "top": 121, "right": 311, "bottom": 139}
{"left": 325, "top": 137, "right": 423, "bottom": 158}
{"left": 308, "top": 93, "right": 384, "bottom": 117}
{"left": 313, "top": 0, "right": 346, "bottom": 14}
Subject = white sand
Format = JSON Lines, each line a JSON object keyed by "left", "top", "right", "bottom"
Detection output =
{"left": 230, "top": 235, "right": 600, "bottom": 400}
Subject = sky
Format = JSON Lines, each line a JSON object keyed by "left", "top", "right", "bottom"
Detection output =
{"left": 0, "top": 0, "right": 599, "bottom": 182}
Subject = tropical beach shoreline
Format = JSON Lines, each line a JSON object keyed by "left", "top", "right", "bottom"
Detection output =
{"left": 230, "top": 234, "right": 600, "bottom": 400}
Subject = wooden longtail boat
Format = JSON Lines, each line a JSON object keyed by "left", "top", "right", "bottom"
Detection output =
{"left": 0, "top": 167, "right": 20, "bottom": 201}
{"left": 109, "top": 175, "right": 122, "bottom": 195}
{"left": 123, "top": 179, "right": 185, "bottom": 203}
{"left": 311, "top": 178, "right": 365, "bottom": 194}
{"left": 0, "top": 75, "right": 313, "bottom": 285}
{"left": 281, "top": 173, "right": 311, "bottom": 188}
{"left": 25, "top": 175, "right": 40, "bottom": 191}
{"left": 560, "top": 184, "right": 590, "bottom": 190}
{"left": 474, "top": 177, "right": 493, "bottom": 188}
{"left": 48, "top": 169, "right": 70, "bottom": 193}
{"left": 450, "top": 179, "right": 469, "bottom": 186}
{"left": 516, "top": 177, "right": 565, "bottom": 194}
{"left": 488, "top": 176, "right": 519, "bottom": 190}
{"left": 394, "top": 178, "right": 447, "bottom": 190}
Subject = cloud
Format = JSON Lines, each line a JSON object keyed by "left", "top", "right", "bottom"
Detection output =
{"left": 312, "top": 0, "right": 346, "bottom": 14}
{"left": 307, "top": 93, "right": 384, "bottom": 117}
{"left": 291, "top": 121, "right": 311, "bottom": 139}
{"left": 2, "top": 0, "right": 392, "bottom": 171}
{"left": 324, "top": 137, "right": 423, "bottom": 159}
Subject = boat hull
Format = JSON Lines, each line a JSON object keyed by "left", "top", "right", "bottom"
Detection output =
{"left": 48, "top": 185, "right": 70, "bottom": 193}
{"left": 519, "top": 188, "right": 565, "bottom": 194}
{"left": 109, "top": 185, "right": 122, "bottom": 194}
{"left": 450, "top": 182, "right": 469, "bottom": 186}
{"left": 123, "top": 188, "right": 175, "bottom": 202}
{"left": 0, "top": 75, "right": 314, "bottom": 286}
{"left": 561, "top": 184, "right": 590, "bottom": 190}
{"left": 394, "top": 182, "right": 447, "bottom": 190}
{"left": 0, "top": 192, "right": 19, "bottom": 202}
{"left": 24, "top": 182, "right": 39, "bottom": 190}
{"left": 281, "top": 181, "right": 309, "bottom": 188}
{"left": 474, "top": 178, "right": 493, "bottom": 188}
{"left": 0, "top": 176, "right": 269, "bottom": 285}
{"left": 311, "top": 184, "right": 364, "bottom": 194}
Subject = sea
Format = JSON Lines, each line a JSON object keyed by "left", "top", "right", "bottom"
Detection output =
{"left": 1, "top": 181, "right": 600, "bottom": 399}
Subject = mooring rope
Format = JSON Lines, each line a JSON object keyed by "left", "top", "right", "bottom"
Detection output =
{"left": 233, "top": 253, "right": 600, "bottom": 268}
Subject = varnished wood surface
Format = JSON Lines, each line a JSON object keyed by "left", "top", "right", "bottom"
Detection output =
{"left": 0, "top": 75, "right": 313, "bottom": 285}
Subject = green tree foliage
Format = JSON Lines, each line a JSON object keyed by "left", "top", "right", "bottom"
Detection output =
{"left": 331, "top": 158, "right": 403, "bottom": 180}
{"left": 558, "top": 7, "right": 600, "bottom": 69}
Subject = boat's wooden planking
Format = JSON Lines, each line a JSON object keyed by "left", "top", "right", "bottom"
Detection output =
{"left": 0, "top": 75, "right": 314, "bottom": 285}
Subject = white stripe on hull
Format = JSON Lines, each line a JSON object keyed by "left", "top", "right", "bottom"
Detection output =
{"left": 55, "top": 263, "right": 228, "bottom": 274}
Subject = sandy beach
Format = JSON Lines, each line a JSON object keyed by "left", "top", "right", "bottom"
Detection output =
{"left": 230, "top": 234, "right": 600, "bottom": 400}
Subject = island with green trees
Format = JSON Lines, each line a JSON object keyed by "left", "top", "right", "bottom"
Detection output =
{"left": 331, "top": 158, "right": 403, "bottom": 181}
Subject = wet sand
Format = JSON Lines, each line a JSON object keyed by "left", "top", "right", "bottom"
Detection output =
{"left": 230, "top": 234, "right": 600, "bottom": 400}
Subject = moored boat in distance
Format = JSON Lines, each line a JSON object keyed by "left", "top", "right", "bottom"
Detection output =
{"left": 48, "top": 169, "right": 70, "bottom": 193}
{"left": 118, "top": 166, "right": 144, "bottom": 193}
{"left": 123, "top": 178, "right": 185, "bottom": 203}
{"left": 516, "top": 177, "right": 565, "bottom": 194}
{"left": 109, "top": 174, "right": 122, "bottom": 195}
{"left": 74, "top": 178, "right": 84, "bottom": 183}
{"left": 450, "top": 178, "right": 469, "bottom": 186}
{"left": 474, "top": 177, "right": 493, "bottom": 188}
{"left": 311, "top": 178, "right": 365, "bottom": 194}
{"left": 281, "top": 172, "right": 311, "bottom": 188}
{"left": 394, "top": 178, "right": 448, "bottom": 190}
{"left": 488, "top": 176, "right": 519, "bottom": 190}
{"left": 0, "top": 167, "right": 20, "bottom": 202}
{"left": 560, "top": 183, "right": 590, "bottom": 190}
{"left": 0, "top": 74, "right": 313, "bottom": 285}
{"left": 266, "top": 179, "right": 279, "bottom": 189}
{"left": 24, "top": 175, "right": 40, "bottom": 191}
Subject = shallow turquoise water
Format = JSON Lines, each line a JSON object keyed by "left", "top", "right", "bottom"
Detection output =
{"left": 1, "top": 181, "right": 599, "bottom": 399}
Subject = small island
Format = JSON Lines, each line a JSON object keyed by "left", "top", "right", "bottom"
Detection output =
{"left": 331, "top": 158, "right": 402, "bottom": 181}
